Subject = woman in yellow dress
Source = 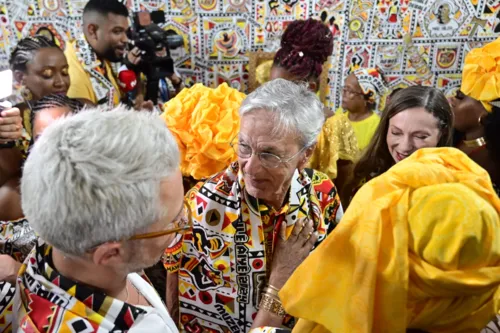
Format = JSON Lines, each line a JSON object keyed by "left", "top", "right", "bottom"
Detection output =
{"left": 263, "top": 18, "right": 359, "bottom": 203}
{"left": 342, "top": 67, "right": 387, "bottom": 151}
{"left": 449, "top": 36, "right": 500, "bottom": 197}
{"left": 250, "top": 147, "right": 500, "bottom": 333}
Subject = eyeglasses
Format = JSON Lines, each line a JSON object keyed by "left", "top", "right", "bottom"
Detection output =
{"left": 129, "top": 200, "right": 192, "bottom": 240}
{"left": 230, "top": 136, "right": 307, "bottom": 169}
{"left": 341, "top": 86, "right": 365, "bottom": 97}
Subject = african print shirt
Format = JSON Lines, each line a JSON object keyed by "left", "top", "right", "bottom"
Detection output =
{"left": 15, "top": 240, "right": 154, "bottom": 332}
{"left": 163, "top": 162, "right": 341, "bottom": 332}
{"left": 0, "top": 218, "right": 36, "bottom": 333}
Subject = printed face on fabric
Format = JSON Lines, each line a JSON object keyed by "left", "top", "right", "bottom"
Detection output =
{"left": 386, "top": 107, "right": 442, "bottom": 163}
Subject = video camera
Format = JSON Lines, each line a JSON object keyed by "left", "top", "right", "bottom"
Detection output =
{"left": 127, "top": 10, "right": 184, "bottom": 104}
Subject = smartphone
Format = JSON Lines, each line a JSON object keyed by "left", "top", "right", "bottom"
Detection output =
{"left": 0, "top": 69, "right": 13, "bottom": 111}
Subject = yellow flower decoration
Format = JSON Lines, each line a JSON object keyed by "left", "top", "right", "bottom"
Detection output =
{"left": 161, "top": 83, "right": 246, "bottom": 180}
{"left": 461, "top": 37, "right": 500, "bottom": 112}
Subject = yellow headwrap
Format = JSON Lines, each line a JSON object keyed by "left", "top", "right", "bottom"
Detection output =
{"left": 279, "top": 147, "right": 500, "bottom": 333}
{"left": 161, "top": 83, "right": 245, "bottom": 180}
{"left": 461, "top": 37, "right": 500, "bottom": 112}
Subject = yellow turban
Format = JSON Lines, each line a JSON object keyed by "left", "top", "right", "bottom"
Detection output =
{"left": 461, "top": 37, "right": 500, "bottom": 112}
{"left": 279, "top": 147, "right": 500, "bottom": 333}
{"left": 161, "top": 83, "right": 245, "bottom": 180}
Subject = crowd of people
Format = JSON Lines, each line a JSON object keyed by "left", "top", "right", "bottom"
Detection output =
{"left": 0, "top": 0, "right": 499, "bottom": 332}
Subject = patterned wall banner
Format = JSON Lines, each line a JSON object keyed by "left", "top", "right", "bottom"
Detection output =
{"left": 0, "top": 0, "right": 498, "bottom": 108}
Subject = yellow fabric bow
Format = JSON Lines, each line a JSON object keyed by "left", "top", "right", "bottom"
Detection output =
{"left": 161, "top": 83, "right": 246, "bottom": 180}
{"left": 461, "top": 37, "right": 500, "bottom": 112}
{"left": 280, "top": 147, "right": 500, "bottom": 333}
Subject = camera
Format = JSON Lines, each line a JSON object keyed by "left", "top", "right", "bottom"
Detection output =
{"left": 127, "top": 10, "right": 184, "bottom": 104}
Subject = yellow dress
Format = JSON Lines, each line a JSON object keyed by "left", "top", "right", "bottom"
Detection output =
{"left": 280, "top": 148, "right": 500, "bottom": 333}
{"left": 346, "top": 111, "right": 381, "bottom": 151}
{"left": 307, "top": 112, "right": 359, "bottom": 179}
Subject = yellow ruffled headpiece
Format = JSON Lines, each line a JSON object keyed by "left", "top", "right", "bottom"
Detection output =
{"left": 461, "top": 37, "right": 500, "bottom": 112}
{"left": 161, "top": 83, "right": 246, "bottom": 180}
{"left": 279, "top": 147, "right": 500, "bottom": 333}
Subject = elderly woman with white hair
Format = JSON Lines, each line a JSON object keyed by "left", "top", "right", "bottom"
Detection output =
{"left": 14, "top": 107, "right": 184, "bottom": 332}
{"left": 164, "top": 78, "right": 341, "bottom": 332}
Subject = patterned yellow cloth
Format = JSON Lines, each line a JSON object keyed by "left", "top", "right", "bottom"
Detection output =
{"left": 346, "top": 111, "right": 381, "bottom": 151}
{"left": 279, "top": 147, "right": 500, "bottom": 333}
{"left": 461, "top": 37, "right": 500, "bottom": 112}
{"left": 308, "top": 112, "right": 359, "bottom": 179}
{"left": 161, "top": 83, "right": 245, "bottom": 180}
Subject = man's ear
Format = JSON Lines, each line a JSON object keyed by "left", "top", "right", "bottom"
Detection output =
{"left": 86, "top": 23, "right": 100, "bottom": 41}
{"left": 298, "top": 144, "right": 316, "bottom": 171}
{"left": 13, "top": 70, "right": 25, "bottom": 85}
{"left": 92, "top": 242, "right": 126, "bottom": 266}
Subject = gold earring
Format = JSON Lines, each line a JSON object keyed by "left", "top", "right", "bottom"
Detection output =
{"left": 21, "top": 86, "right": 33, "bottom": 101}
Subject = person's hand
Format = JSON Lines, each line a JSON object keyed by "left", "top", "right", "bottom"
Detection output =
{"left": 268, "top": 218, "right": 318, "bottom": 289}
{"left": 0, "top": 254, "right": 21, "bottom": 284}
{"left": 127, "top": 47, "right": 142, "bottom": 66}
{"left": 140, "top": 100, "right": 155, "bottom": 111}
{"left": 0, "top": 108, "right": 22, "bottom": 143}
{"left": 133, "top": 94, "right": 154, "bottom": 111}
{"left": 323, "top": 105, "right": 334, "bottom": 119}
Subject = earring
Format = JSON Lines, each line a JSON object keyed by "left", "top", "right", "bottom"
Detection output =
{"left": 21, "top": 86, "right": 33, "bottom": 101}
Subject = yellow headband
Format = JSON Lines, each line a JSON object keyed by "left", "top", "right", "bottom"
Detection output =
{"left": 461, "top": 37, "right": 500, "bottom": 112}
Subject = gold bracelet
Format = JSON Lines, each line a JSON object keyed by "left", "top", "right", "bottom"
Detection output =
{"left": 259, "top": 292, "right": 286, "bottom": 318}
{"left": 268, "top": 284, "right": 280, "bottom": 293}
{"left": 265, "top": 286, "right": 280, "bottom": 298}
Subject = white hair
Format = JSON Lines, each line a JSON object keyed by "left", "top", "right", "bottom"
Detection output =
{"left": 239, "top": 78, "right": 325, "bottom": 147}
{"left": 21, "top": 105, "right": 180, "bottom": 256}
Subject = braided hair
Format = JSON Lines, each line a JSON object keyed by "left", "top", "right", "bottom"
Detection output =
{"left": 9, "top": 35, "right": 59, "bottom": 73}
{"left": 31, "top": 94, "right": 84, "bottom": 135}
{"left": 274, "top": 18, "right": 334, "bottom": 80}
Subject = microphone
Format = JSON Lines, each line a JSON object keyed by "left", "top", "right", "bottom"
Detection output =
{"left": 118, "top": 65, "right": 138, "bottom": 107}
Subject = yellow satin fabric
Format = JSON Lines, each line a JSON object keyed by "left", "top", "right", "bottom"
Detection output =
{"left": 461, "top": 37, "right": 500, "bottom": 112}
{"left": 308, "top": 112, "right": 359, "bottom": 179}
{"left": 161, "top": 83, "right": 245, "bottom": 180}
{"left": 280, "top": 147, "right": 500, "bottom": 333}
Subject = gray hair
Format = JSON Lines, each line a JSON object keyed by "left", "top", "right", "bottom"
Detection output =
{"left": 21, "top": 105, "right": 180, "bottom": 256}
{"left": 239, "top": 78, "right": 325, "bottom": 147}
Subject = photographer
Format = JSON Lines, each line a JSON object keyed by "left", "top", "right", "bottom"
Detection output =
{"left": 124, "top": 11, "right": 184, "bottom": 109}
{"left": 155, "top": 46, "right": 184, "bottom": 105}
{"left": 66, "top": 0, "right": 152, "bottom": 111}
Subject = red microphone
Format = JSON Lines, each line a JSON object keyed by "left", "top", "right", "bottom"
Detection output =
{"left": 118, "top": 65, "right": 138, "bottom": 107}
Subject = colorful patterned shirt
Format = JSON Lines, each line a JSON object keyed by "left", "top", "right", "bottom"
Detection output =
{"left": 0, "top": 218, "right": 36, "bottom": 333}
{"left": 15, "top": 240, "right": 177, "bottom": 332}
{"left": 163, "top": 162, "right": 341, "bottom": 332}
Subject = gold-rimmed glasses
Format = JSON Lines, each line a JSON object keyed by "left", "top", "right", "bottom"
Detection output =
{"left": 129, "top": 200, "right": 192, "bottom": 240}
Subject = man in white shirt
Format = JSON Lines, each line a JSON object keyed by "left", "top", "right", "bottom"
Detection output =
{"left": 14, "top": 106, "right": 183, "bottom": 332}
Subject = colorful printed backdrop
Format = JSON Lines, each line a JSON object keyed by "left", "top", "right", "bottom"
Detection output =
{"left": 0, "top": 0, "right": 499, "bottom": 108}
